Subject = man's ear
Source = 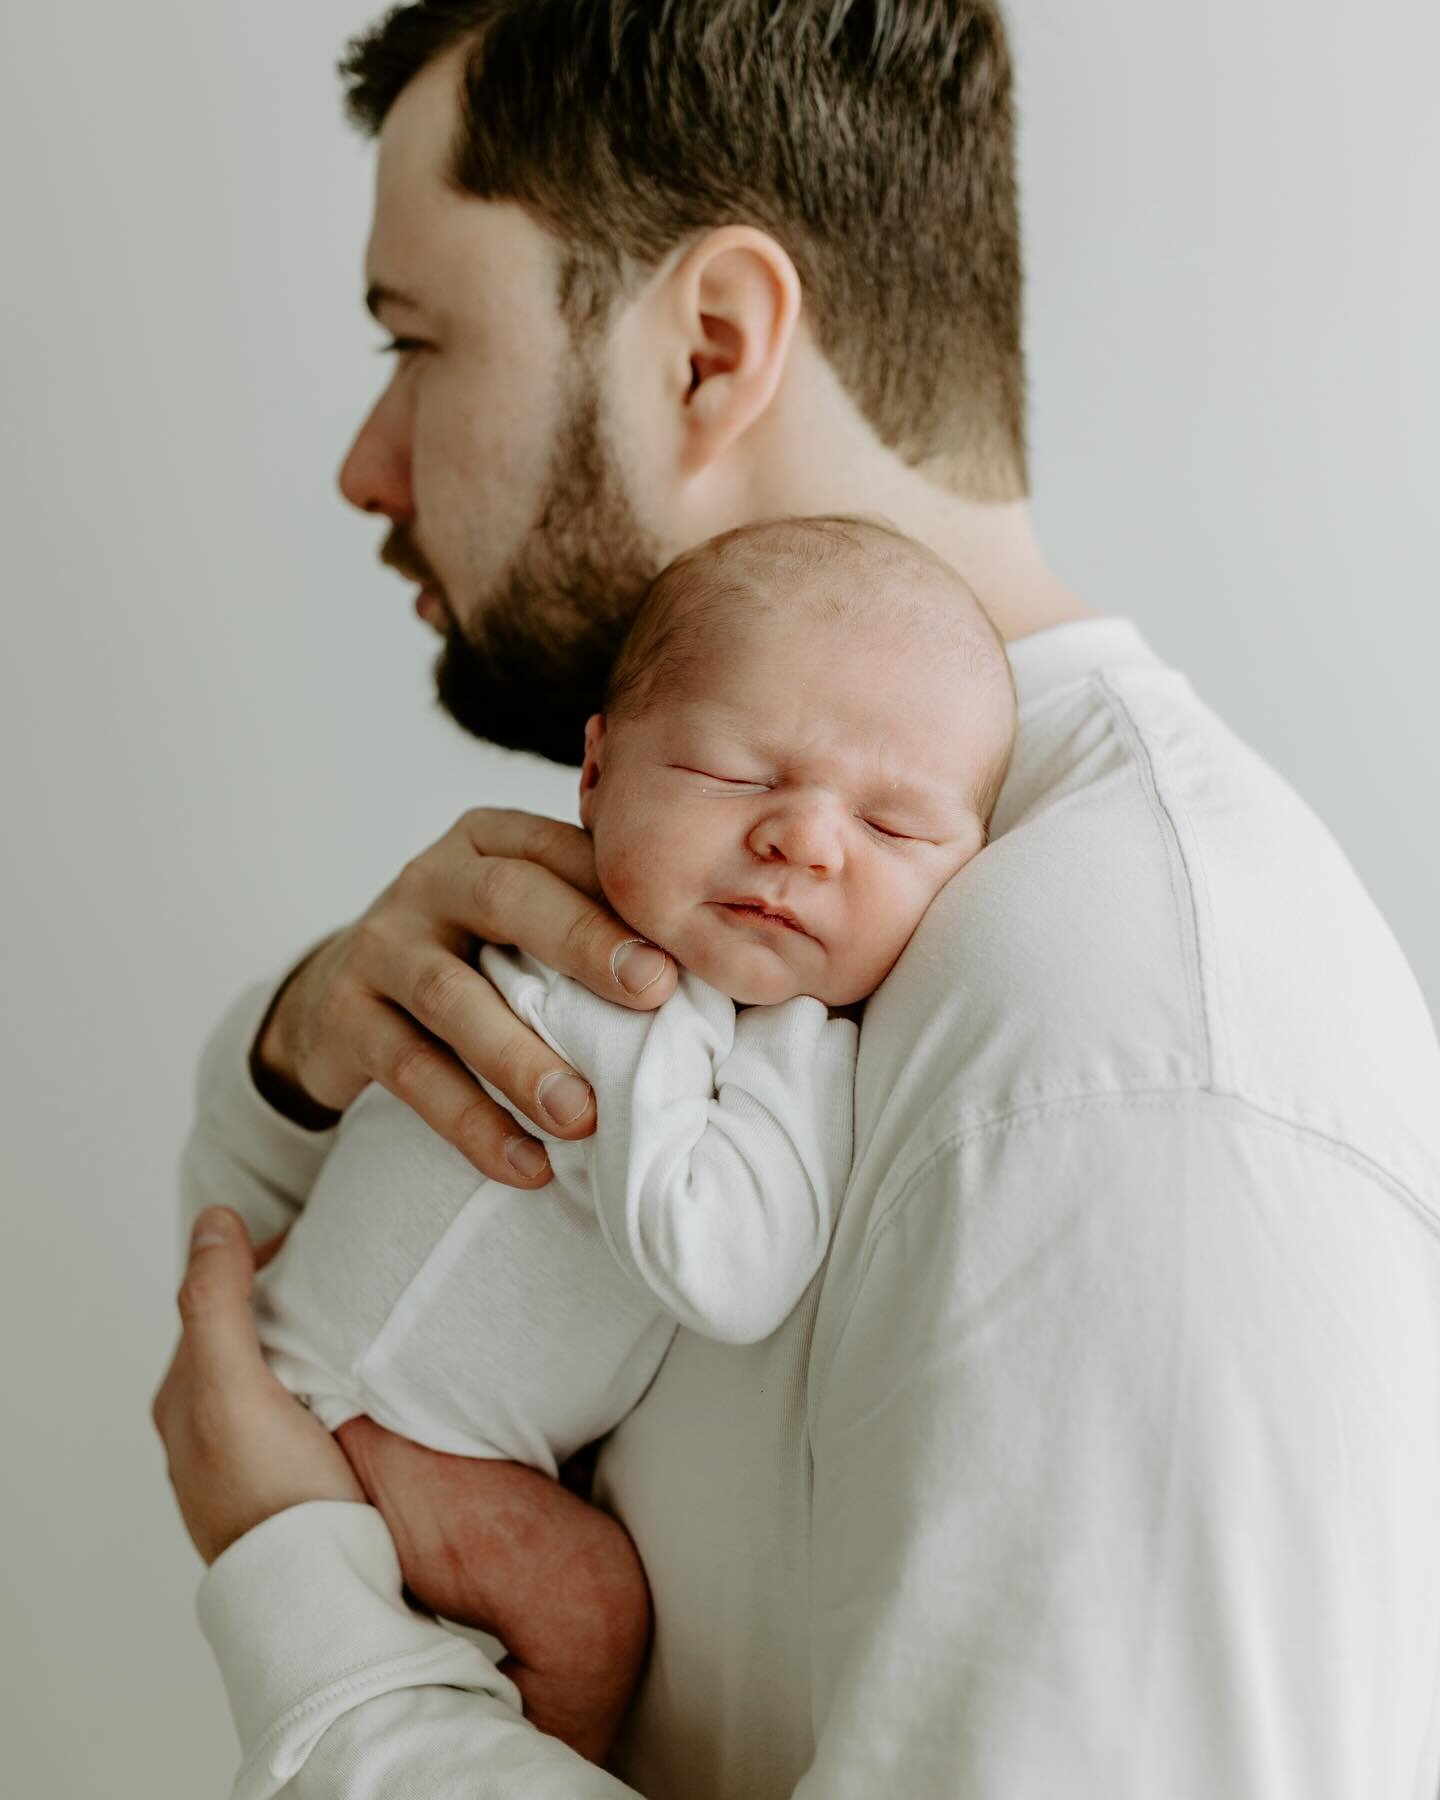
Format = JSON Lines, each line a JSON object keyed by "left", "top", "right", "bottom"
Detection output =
{"left": 668, "top": 226, "right": 802, "bottom": 475}
{"left": 578, "top": 713, "right": 607, "bottom": 830}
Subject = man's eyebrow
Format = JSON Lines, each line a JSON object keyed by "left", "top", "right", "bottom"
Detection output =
{"left": 365, "top": 282, "right": 423, "bottom": 323}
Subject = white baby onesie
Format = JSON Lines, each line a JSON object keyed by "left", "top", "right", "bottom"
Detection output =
{"left": 252, "top": 948, "right": 859, "bottom": 1479}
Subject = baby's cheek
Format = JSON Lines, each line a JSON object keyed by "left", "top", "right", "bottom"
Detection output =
{"left": 843, "top": 875, "right": 935, "bottom": 990}
{"left": 596, "top": 837, "right": 675, "bottom": 941}
{"left": 596, "top": 840, "right": 643, "bottom": 918}
{"left": 851, "top": 873, "right": 921, "bottom": 947}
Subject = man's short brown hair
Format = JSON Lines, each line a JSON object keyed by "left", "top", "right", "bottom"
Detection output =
{"left": 340, "top": 1, "right": 1028, "bottom": 503}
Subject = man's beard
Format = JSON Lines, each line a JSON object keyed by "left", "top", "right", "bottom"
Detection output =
{"left": 431, "top": 366, "right": 664, "bottom": 766}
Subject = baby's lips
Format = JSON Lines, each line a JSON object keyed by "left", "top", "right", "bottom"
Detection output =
{"left": 714, "top": 897, "right": 817, "bottom": 940}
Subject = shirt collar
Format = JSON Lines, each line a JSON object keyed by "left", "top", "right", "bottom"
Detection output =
{"left": 1007, "top": 616, "right": 1161, "bottom": 713}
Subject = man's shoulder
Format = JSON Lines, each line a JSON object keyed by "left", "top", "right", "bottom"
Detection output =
{"left": 854, "top": 654, "right": 1440, "bottom": 1205}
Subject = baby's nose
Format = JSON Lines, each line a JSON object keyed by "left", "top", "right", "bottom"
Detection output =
{"left": 748, "top": 801, "right": 845, "bottom": 875}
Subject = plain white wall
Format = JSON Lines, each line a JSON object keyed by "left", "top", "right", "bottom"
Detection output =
{"left": 2, "top": 2, "right": 1435, "bottom": 1793}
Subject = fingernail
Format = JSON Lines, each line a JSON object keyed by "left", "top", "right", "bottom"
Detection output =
{"left": 191, "top": 1210, "right": 230, "bottom": 1250}
{"left": 612, "top": 939, "right": 668, "bottom": 995}
{"left": 537, "top": 1070, "right": 592, "bottom": 1127}
{"left": 505, "top": 1135, "right": 551, "bottom": 1179}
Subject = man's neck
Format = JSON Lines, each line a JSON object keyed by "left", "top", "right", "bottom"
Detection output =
{"left": 886, "top": 488, "right": 1096, "bottom": 644}
{"left": 743, "top": 370, "right": 1097, "bottom": 643}
{"left": 737, "top": 476, "right": 1093, "bottom": 645}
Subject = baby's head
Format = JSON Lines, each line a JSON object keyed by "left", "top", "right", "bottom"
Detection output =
{"left": 580, "top": 516, "right": 1017, "bottom": 1008}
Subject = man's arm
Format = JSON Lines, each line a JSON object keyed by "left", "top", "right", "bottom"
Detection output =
{"left": 196, "top": 1503, "right": 645, "bottom": 1800}
{"left": 178, "top": 969, "right": 342, "bottom": 1251}
{"left": 155, "top": 1213, "right": 647, "bottom": 1799}
{"left": 797, "top": 1093, "right": 1440, "bottom": 1795}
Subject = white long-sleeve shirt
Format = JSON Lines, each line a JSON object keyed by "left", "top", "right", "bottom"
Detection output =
{"left": 252, "top": 951, "right": 857, "bottom": 1473}
{"left": 179, "top": 616, "right": 1440, "bottom": 1800}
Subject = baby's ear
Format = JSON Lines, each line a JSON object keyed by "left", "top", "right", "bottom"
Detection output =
{"left": 578, "top": 714, "right": 607, "bottom": 828}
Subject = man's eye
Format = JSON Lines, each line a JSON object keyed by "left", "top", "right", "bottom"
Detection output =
{"left": 864, "top": 819, "right": 914, "bottom": 842}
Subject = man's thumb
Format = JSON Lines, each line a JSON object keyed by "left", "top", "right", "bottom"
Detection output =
{"left": 189, "top": 1206, "right": 246, "bottom": 1253}
{"left": 178, "top": 1207, "right": 265, "bottom": 1370}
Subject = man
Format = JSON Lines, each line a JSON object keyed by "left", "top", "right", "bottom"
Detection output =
{"left": 153, "top": 4, "right": 1440, "bottom": 1795}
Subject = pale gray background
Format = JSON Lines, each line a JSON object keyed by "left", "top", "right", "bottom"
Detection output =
{"left": 2, "top": 1, "right": 1436, "bottom": 1793}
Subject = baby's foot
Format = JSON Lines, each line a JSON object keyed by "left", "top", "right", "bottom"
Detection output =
{"left": 334, "top": 1415, "right": 651, "bottom": 1763}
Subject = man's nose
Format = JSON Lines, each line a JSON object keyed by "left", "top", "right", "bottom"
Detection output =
{"left": 747, "top": 799, "right": 845, "bottom": 877}
{"left": 337, "top": 384, "right": 415, "bottom": 520}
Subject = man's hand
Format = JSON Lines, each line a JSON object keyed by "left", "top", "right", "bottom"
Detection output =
{"left": 151, "top": 1208, "right": 367, "bottom": 1566}
{"left": 252, "top": 809, "right": 678, "bottom": 1187}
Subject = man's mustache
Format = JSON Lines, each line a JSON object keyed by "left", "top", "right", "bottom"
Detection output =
{"left": 381, "top": 537, "right": 440, "bottom": 591}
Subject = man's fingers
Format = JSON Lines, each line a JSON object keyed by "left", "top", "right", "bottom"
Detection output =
{"left": 387, "top": 964, "right": 593, "bottom": 1137}
{"left": 176, "top": 1209, "right": 269, "bottom": 1375}
{"left": 447, "top": 856, "right": 677, "bottom": 1011}
{"left": 359, "top": 999, "right": 561, "bottom": 1184}
{"left": 457, "top": 808, "right": 605, "bottom": 900}
{"left": 321, "top": 810, "right": 677, "bottom": 1175}
{"left": 157, "top": 1208, "right": 371, "bottom": 1564}
{"left": 369, "top": 930, "right": 608, "bottom": 1138}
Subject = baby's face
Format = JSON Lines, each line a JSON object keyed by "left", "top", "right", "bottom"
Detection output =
{"left": 580, "top": 608, "right": 1004, "bottom": 1006}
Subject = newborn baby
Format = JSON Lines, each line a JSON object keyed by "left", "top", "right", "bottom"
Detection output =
{"left": 251, "top": 514, "right": 1017, "bottom": 1761}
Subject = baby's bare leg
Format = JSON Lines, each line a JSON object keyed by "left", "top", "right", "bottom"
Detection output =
{"left": 333, "top": 1415, "right": 651, "bottom": 1764}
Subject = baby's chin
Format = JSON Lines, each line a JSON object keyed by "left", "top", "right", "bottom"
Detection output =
{"left": 614, "top": 896, "right": 877, "bottom": 1006}
{"left": 723, "top": 967, "right": 812, "bottom": 1005}
{"left": 671, "top": 924, "right": 837, "bottom": 1007}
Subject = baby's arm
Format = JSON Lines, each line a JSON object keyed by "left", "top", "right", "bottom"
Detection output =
{"left": 606, "top": 996, "right": 858, "bottom": 1342}
{"left": 486, "top": 952, "right": 860, "bottom": 1346}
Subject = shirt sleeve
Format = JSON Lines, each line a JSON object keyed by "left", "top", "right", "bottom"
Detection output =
{"left": 176, "top": 974, "right": 340, "bottom": 1267}
{"left": 797, "top": 1093, "right": 1440, "bottom": 1796}
{"left": 194, "top": 1502, "right": 643, "bottom": 1800}
{"left": 584, "top": 985, "right": 860, "bottom": 1346}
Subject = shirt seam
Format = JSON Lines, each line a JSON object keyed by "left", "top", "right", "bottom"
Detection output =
{"left": 1011, "top": 628, "right": 1161, "bottom": 723}
{"left": 851, "top": 664, "right": 1218, "bottom": 1211}
{"left": 881, "top": 1082, "right": 1439, "bottom": 1258}
{"left": 811, "top": 1084, "right": 1440, "bottom": 1407}
{"left": 1093, "top": 668, "right": 1220, "bottom": 1089}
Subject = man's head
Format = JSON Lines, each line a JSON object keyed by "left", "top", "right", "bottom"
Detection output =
{"left": 337, "top": 1, "right": 1026, "bottom": 762}
{"left": 577, "top": 516, "right": 1018, "bottom": 1006}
